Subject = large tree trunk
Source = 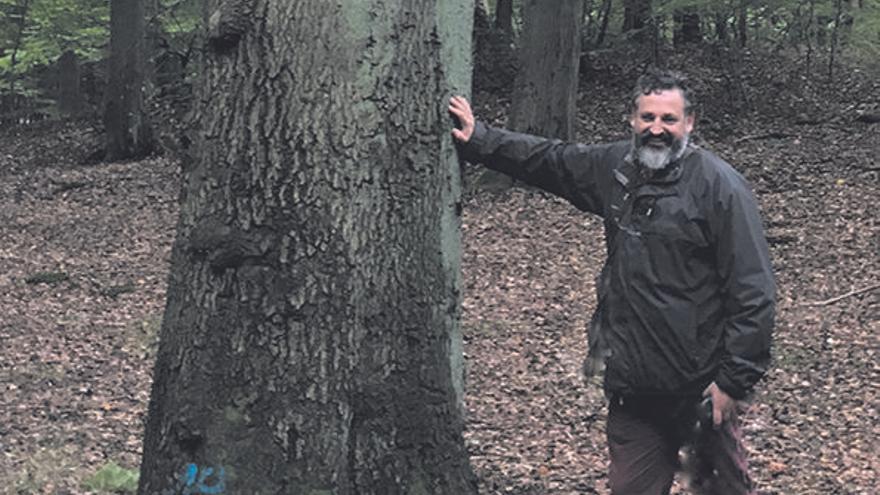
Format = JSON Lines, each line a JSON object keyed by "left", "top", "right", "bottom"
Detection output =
{"left": 509, "top": 0, "right": 583, "bottom": 139}
{"left": 137, "top": 1, "right": 477, "bottom": 494}
{"left": 104, "top": 0, "right": 152, "bottom": 160}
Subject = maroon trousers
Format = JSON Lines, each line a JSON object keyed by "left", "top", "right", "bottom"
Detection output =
{"left": 606, "top": 395, "right": 756, "bottom": 495}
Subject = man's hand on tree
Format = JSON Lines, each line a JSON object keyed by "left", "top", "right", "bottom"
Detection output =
{"left": 703, "top": 381, "right": 742, "bottom": 428}
{"left": 448, "top": 96, "right": 475, "bottom": 143}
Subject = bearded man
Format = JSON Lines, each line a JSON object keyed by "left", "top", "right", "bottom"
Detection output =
{"left": 448, "top": 69, "right": 775, "bottom": 494}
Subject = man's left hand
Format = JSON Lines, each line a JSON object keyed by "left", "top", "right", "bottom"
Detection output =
{"left": 702, "top": 382, "right": 740, "bottom": 428}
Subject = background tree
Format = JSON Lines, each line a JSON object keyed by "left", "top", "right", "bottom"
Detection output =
{"left": 56, "top": 49, "right": 84, "bottom": 115}
{"left": 509, "top": 0, "right": 583, "bottom": 139}
{"left": 137, "top": 0, "right": 477, "bottom": 493}
{"left": 1, "top": 0, "right": 29, "bottom": 112}
{"left": 594, "top": 0, "right": 614, "bottom": 47}
{"left": 495, "top": 0, "right": 514, "bottom": 33}
{"left": 0, "top": 0, "right": 108, "bottom": 117}
{"left": 673, "top": 5, "right": 702, "bottom": 45}
{"left": 104, "top": 0, "right": 152, "bottom": 160}
{"left": 623, "top": 0, "right": 652, "bottom": 34}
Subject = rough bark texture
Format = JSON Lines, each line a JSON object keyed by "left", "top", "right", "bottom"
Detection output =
{"left": 104, "top": 0, "right": 152, "bottom": 160}
{"left": 509, "top": 0, "right": 583, "bottom": 139}
{"left": 137, "top": 1, "right": 476, "bottom": 494}
{"left": 57, "top": 50, "right": 85, "bottom": 116}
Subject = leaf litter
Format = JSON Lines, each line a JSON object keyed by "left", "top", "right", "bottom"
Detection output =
{"left": 0, "top": 48, "right": 878, "bottom": 494}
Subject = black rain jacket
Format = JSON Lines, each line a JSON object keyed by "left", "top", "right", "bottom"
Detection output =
{"left": 459, "top": 122, "right": 775, "bottom": 399}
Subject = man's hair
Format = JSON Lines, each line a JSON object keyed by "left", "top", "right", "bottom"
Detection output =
{"left": 630, "top": 68, "right": 695, "bottom": 116}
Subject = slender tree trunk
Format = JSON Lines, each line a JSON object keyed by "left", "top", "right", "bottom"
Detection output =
{"left": 583, "top": 0, "right": 594, "bottom": 40}
{"left": 805, "top": 0, "right": 815, "bottom": 75}
{"left": 6, "top": 0, "right": 30, "bottom": 113}
{"left": 828, "top": 0, "right": 844, "bottom": 81}
{"left": 57, "top": 50, "right": 85, "bottom": 116}
{"left": 510, "top": 0, "right": 583, "bottom": 139}
{"left": 104, "top": 0, "right": 153, "bottom": 160}
{"left": 495, "top": 0, "right": 513, "bottom": 34}
{"left": 651, "top": 14, "right": 661, "bottom": 66}
{"left": 673, "top": 7, "right": 701, "bottom": 45}
{"left": 623, "top": 0, "right": 651, "bottom": 33}
{"left": 596, "top": 0, "right": 613, "bottom": 47}
{"left": 137, "top": 1, "right": 477, "bottom": 493}
{"left": 736, "top": 0, "right": 748, "bottom": 47}
{"left": 715, "top": 11, "right": 728, "bottom": 43}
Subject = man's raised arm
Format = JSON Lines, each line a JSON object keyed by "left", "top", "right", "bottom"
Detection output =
{"left": 447, "top": 96, "right": 609, "bottom": 215}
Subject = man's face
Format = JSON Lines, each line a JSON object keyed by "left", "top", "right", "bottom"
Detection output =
{"left": 630, "top": 89, "right": 695, "bottom": 170}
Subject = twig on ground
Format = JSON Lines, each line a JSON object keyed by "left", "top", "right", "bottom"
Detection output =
{"left": 800, "top": 283, "right": 880, "bottom": 307}
{"left": 734, "top": 132, "right": 795, "bottom": 144}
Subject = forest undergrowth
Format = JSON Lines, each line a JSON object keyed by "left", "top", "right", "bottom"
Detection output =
{"left": 0, "top": 45, "right": 877, "bottom": 494}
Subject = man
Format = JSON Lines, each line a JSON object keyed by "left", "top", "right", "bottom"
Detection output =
{"left": 448, "top": 69, "right": 775, "bottom": 494}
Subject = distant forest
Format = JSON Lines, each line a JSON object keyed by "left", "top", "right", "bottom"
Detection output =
{"left": 1, "top": 0, "right": 879, "bottom": 155}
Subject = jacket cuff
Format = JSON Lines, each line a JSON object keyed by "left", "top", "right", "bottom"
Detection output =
{"left": 715, "top": 374, "right": 747, "bottom": 400}
{"left": 455, "top": 121, "right": 488, "bottom": 163}
{"left": 714, "top": 366, "right": 750, "bottom": 400}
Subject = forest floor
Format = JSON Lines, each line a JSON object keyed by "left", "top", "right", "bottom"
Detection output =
{"left": 1, "top": 47, "right": 878, "bottom": 494}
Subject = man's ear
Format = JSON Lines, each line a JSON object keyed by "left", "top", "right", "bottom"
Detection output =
{"left": 685, "top": 113, "right": 696, "bottom": 134}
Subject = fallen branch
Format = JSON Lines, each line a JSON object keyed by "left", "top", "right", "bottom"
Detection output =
{"left": 800, "top": 283, "right": 880, "bottom": 307}
{"left": 734, "top": 132, "right": 795, "bottom": 144}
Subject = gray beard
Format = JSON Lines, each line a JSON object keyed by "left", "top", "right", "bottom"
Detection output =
{"left": 635, "top": 134, "right": 689, "bottom": 171}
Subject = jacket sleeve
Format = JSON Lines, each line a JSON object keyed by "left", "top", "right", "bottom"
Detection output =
{"left": 711, "top": 170, "right": 776, "bottom": 400}
{"left": 457, "top": 121, "right": 608, "bottom": 215}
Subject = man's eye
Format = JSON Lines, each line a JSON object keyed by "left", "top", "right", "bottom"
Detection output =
{"left": 662, "top": 116, "right": 678, "bottom": 123}
{"left": 641, "top": 114, "right": 654, "bottom": 122}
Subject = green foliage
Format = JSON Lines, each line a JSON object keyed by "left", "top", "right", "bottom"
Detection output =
{"left": 81, "top": 461, "right": 139, "bottom": 494}
{"left": 0, "top": 0, "right": 202, "bottom": 111}
{"left": 0, "top": 0, "right": 108, "bottom": 75}
{"left": 848, "top": 0, "right": 880, "bottom": 66}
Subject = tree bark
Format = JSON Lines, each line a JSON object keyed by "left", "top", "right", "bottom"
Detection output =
{"left": 137, "top": 1, "right": 477, "bottom": 494}
{"left": 596, "top": 0, "right": 613, "bottom": 47}
{"left": 495, "top": 0, "right": 513, "bottom": 34}
{"left": 104, "top": 0, "right": 153, "bottom": 160}
{"left": 623, "top": 0, "right": 651, "bottom": 33}
{"left": 56, "top": 50, "right": 85, "bottom": 116}
{"left": 510, "top": 0, "right": 583, "bottom": 139}
{"left": 828, "top": 0, "right": 844, "bottom": 81}
{"left": 673, "top": 7, "right": 701, "bottom": 46}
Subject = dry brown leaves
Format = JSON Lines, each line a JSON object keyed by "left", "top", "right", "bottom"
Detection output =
{"left": 0, "top": 50, "right": 878, "bottom": 494}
